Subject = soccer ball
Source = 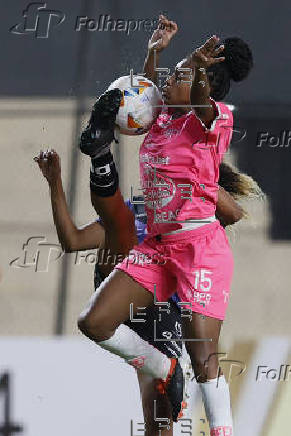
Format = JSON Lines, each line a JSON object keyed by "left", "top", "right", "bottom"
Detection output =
{"left": 107, "top": 75, "right": 162, "bottom": 135}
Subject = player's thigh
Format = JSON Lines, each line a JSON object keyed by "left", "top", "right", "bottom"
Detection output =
{"left": 79, "top": 269, "right": 154, "bottom": 333}
{"left": 82, "top": 236, "right": 174, "bottom": 335}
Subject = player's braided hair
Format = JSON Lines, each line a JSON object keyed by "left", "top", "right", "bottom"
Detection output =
{"left": 219, "top": 161, "right": 264, "bottom": 218}
{"left": 208, "top": 37, "right": 254, "bottom": 101}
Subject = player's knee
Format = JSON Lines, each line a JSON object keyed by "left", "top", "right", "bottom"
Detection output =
{"left": 191, "top": 351, "right": 220, "bottom": 382}
{"left": 192, "top": 360, "right": 209, "bottom": 382}
{"left": 77, "top": 313, "right": 94, "bottom": 338}
{"left": 77, "top": 313, "right": 110, "bottom": 342}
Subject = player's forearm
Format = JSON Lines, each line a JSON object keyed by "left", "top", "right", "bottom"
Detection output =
{"left": 190, "top": 64, "right": 214, "bottom": 127}
{"left": 143, "top": 49, "right": 160, "bottom": 84}
{"left": 49, "top": 177, "right": 80, "bottom": 252}
{"left": 216, "top": 186, "right": 244, "bottom": 226}
{"left": 90, "top": 189, "right": 138, "bottom": 254}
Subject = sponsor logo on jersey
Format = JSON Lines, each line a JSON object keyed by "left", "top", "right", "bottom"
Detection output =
{"left": 140, "top": 153, "right": 170, "bottom": 165}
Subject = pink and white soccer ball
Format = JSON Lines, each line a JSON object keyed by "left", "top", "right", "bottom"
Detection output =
{"left": 107, "top": 75, "right": 162, "bottom": 135}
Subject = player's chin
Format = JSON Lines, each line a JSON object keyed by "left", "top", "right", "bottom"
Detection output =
{"left": 162, "top": 94, "right": 172, "bottom": 106}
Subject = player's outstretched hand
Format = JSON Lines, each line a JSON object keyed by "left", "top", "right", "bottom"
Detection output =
{"left": 79, "top": 88, "right": 122, "bottom": 157}
{"left": 190, "top": 35, "right": 225, "bottom": 69}
{"left": 34, "top": 149, "right": 61, "bottom": 185}
{"left": 148, "top": 14, "right": 178, "bottom": 53}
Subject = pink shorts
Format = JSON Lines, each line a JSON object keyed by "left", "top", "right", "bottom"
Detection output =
{"left": 116, "top": 220, "right": 234, "bottom": 320}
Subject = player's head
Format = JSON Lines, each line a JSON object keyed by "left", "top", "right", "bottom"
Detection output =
{"left": 162, "top": 62, "right": 193, "bottom": 107}
{"left": 163, "top": 37, "right": 253, "bottom": 106}
{"left": 207, "top": 37, "right": 253, "bottom": 100}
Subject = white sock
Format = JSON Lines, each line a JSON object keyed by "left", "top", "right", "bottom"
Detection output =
{"left": 98, "top": 323, "right": 171, "bottom": 379}
{"left": 199, "top": 375, "right": 233, "bottom": 435}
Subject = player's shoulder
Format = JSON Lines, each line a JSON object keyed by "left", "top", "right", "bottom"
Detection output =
{"left": 211, "top": 100, "right": 234, "bottom": 150}
{"left": 187, "top": 98, "right": 233, "bottom": 133}
{"left": 215, "top": 100, "right": 234, "bottom": 125}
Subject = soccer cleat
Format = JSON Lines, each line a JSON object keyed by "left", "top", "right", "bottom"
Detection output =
{"left": 79, "top": 88, "right": 122, "bottom": 157}
{"left": 179, "top": 346, "right": 194, "bottom": 418}
{"left": 156, "top": 358, "right": 184, "bottom": 422}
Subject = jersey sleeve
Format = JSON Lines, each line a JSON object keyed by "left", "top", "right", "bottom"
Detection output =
{"left": 186, "top": 99, "right": 233, "bottom": 159}
{"left": 210, "top": 100, "right": 234, "bottom": 159}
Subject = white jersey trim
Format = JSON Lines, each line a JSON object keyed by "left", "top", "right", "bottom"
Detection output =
{"left": 162, "top": 216, "right": 217, "bottom": 235}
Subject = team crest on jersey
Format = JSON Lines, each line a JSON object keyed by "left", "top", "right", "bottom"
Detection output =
{"left": 157, "top": 110, "right": 173, "bottom": 128}
{"left": 142, "top": 166, "right": 176, "bottom": 209}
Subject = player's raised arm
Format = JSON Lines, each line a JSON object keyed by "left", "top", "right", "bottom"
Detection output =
{"left": 186, "top": 35, "right": 225, "bottom": 127}
{"left": 34, "top": 149, "right": 105, "bottom": 252}
{"left": 143, "top": 14, "right": 178, "bottom": 84}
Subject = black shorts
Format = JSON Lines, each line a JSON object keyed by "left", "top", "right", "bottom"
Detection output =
{"left": 94, "top": 267, "right": 183, "bottom": 358}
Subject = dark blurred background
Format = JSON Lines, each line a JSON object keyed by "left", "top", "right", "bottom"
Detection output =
{"left": 2, "top": 0, "right": 291, "bottom": 239}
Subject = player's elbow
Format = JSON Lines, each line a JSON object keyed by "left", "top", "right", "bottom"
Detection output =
{"left": 225, "top": 207, "right": 244, "bottom": 225}
{"left": 61, "top": 241, "right": 75, "bottom": 253}
{"left": 231, "top": 205, "right": 244, "bottom": 223}
{"left": 61, "top": 234, "right": 81, "bottom": 253}
{"left": 234, "top": 208, "right": 244, "bottom": 223}
{"left": 62, "top": 243, "right": 74, "bottom": 253}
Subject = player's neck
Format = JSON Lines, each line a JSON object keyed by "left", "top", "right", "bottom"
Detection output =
{"left": 169, "top": 106, "right": 191, "bottom": 119}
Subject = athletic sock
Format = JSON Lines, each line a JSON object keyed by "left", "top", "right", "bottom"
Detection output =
{"left": 198, "top": 375, "right": 233, "bottom": 435}
{"left": 90, "top": 151, "right": 119, "bottom": 197}
{"left": 98, "top": 323, "right": 171, "bottom": 379}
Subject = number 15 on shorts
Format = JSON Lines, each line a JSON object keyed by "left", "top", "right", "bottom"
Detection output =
{"left": 192, "top": 269, "right": 212, "bottom": 305}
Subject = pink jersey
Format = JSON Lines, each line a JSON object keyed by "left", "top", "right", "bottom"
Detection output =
{"left": 139, "top": 99, "right": 233, "bottom": 237}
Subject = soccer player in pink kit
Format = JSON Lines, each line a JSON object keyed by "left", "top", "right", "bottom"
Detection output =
{"left": 78, "top": 16, "right": 253, "bottom": 435}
